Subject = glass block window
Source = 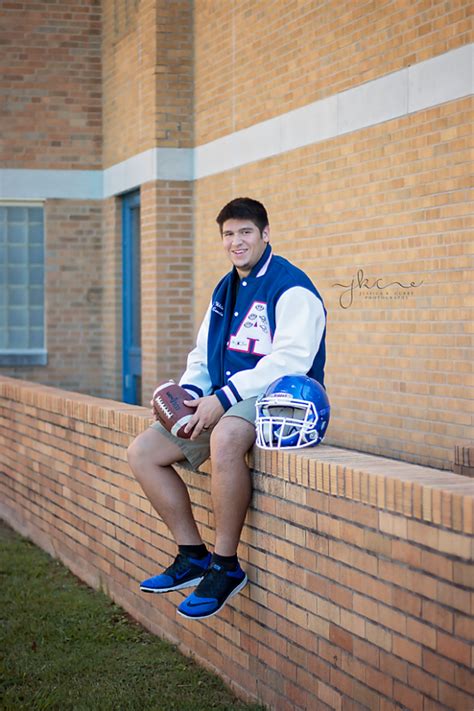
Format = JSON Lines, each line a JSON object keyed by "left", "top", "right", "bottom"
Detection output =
{"left": 0, "top": 204, "right": 46, "bottom": 365}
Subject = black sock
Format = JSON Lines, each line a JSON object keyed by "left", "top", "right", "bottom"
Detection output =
{"left": 212, "top": 552, "right": 239, "bottom": 571}
{"left": 179, "top": 544, "right": 209, "bottom": 560}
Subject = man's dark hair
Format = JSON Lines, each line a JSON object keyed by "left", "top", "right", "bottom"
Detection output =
{"left": 216, "top": 197, "right": 269, "bottom": 234}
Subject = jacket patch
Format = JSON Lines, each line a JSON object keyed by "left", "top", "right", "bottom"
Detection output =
{"left": 212, "top": 300, "right": 224, "bottom": 317}
{"left": 228, "top": 301, "right": 272, "bottom": 356}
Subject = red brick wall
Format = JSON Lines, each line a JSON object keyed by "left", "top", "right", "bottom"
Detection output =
{"left": 0, "top": 0, "right": 104, "bottom": 396}
{"left": 454, "top": 445, "right": 474, "bottom": 478}
{"left": 1, "top": 376, "right": 472, "bottom": 711}
{"left": 3, "top": 0, "right": 471, "bottom": 475}
{"left": 155, "top": 0, "right": 193, "bottom": 147}
{"left": 140, "top": 180, "right": 194, "bottom": 402}
{"left": 194, "top": 0, "right": 472, "bottom": 144}
{"left": 102, "top": 0, "right": 193, "bottom": 168}
{"left": 193, "top": 95, "right": 473, "bottom": 471}
{"left": 1, "top": 0, "right": 102, "bottom": 170}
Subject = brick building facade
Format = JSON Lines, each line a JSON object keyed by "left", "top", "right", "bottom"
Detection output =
{"left": 1, "top": 0, "right": 472, "bottom": 470}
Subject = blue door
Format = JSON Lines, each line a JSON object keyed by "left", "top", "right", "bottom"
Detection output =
{"left": 122, "top": 191, "right": 142, "bottom": 404}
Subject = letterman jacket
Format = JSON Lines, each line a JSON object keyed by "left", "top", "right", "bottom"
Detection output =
{"left": 180, "top": 244, "right": 326, "bottom": 411}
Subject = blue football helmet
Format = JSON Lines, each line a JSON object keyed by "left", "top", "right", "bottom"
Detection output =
{"left": 255, "top": 374, "right": 330, "bottom": 450}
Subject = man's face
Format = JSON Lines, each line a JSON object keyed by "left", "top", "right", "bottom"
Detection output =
{"left": 221, "top": 219, "right": 269, "bottom": 278}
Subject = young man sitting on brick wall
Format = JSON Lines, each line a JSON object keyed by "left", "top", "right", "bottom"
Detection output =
{"left": 127, "top": 197, "right": 327, "bottom": 620}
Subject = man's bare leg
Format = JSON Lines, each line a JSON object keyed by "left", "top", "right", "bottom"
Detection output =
{"left": 209, "top": 416, "right": 255, "bottom": 556}
{"left": 127, "top": 427, "right": 202, "bottom": 545}
{"left": 176, "top": 416, "right": 253, "bottom": 619}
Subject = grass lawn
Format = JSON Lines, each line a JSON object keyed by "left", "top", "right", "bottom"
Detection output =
{"left": 0, "top": 521, "right": 265, "bottom": 711}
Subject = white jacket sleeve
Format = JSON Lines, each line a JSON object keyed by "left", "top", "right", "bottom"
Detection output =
{"left": 179, "top": 302, "right": 213, "bottom": 398}
{"left": 227, "top": 286, "right": 325, "bottom": 401}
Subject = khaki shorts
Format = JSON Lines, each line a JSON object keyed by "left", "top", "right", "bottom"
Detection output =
{"left": 150, "top": 396, "right": 258, "bottom": 469}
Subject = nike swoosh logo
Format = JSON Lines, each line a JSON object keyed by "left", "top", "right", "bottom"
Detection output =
{"left": 175, "top": 569, "right": 191, "bottom": 580}
{"left": 186, "top": 600, "right": 213, "bottom": 608}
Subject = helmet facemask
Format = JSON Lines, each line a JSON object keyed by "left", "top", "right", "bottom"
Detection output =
{"left": 256, "top": 395, "right": 322, "bottom": 449}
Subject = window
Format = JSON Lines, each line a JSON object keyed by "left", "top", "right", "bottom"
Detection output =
{"left": 0, "top": 203, "right": 46, "bottom": 365}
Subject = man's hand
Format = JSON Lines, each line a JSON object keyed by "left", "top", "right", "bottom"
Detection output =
{"left": 183, "top": 395, "right": 224, "bottom": 439}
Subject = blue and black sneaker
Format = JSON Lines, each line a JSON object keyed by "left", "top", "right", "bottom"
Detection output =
{"left": 140, "top": 551, "right": 211, "bottom": 593}
{"left": 177, "top": 560, "right": 248, "bottom": 619}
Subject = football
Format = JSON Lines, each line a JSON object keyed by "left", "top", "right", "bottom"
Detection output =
{"left": 152, "top": 380, "right": 195, "bottom": 439}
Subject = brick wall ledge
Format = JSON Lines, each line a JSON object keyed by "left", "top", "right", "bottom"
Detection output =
{"left": 1, "top": 375, "right": 473, "bottom": 710}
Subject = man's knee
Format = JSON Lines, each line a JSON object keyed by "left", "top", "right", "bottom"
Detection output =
{"left": 210, "top": 418, "right": 255, "bottom": 466}
{"left": 127, "top": 427, "right": 185, "bottom": 473}
{"left": 127, "top": 431, "right": 149, "bottom": 472}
